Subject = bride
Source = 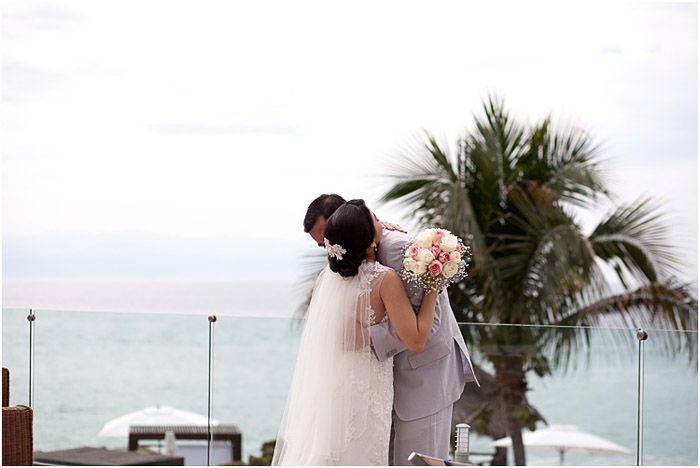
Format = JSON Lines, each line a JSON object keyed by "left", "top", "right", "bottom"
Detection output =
{"left": 272, "top": 199, "right": 438, "bottom": 466}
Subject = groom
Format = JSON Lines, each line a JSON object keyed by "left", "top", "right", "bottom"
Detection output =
{"left": 304, "top": 194, "right": 480, "bottom": 465}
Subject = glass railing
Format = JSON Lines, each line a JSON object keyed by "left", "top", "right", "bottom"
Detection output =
{"left": 2, "top": 309, "right": 209, "bottom": 457}
{"left": 2, "top": 308, "right": 697, "bottom": 466}
{"left": 2, "top": 308, "right": 32, "bottom": 407}
{"left": 459, "top": 323, "right": 641, "bottom": 466}
{"left": 638, "top": 328, "right": 698, "bottom": 466}
{"left": 212, "top": 316, "right": 302, "bottom": 462}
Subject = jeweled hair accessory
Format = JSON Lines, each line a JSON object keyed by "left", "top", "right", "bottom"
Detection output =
{"left": 324, "top": 238, "right": 347, "bottom": 260}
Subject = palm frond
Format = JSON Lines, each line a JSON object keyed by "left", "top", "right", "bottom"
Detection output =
{"left": 381, "top": 178, "right": 438, "bottom": 204}
{"left": 294, "top": 249, "right": 327, "bottom": 319}
{"left": 473, "top": 94, "right": 528, "bottom": 165}
{"left": 590, "top": 197, "right": 681, "bottom": 284}
{"left": 493, "top": 185, "right": 605, "bottom": 324}
{"left": 381, "top": 131, "right": 494, "bottom": 272}
{"left": 519, "top": 118, "right": 609, "bottom": 206}
{"left": 564, "top": 280, "right": 698, "bottom": 331}
{"left": 552, "top": 280, "right": 698, "bottom": 367}
{"left": 468, "top": 95, "right": 528, "bottom": 209}
{"left": 381, "top": 134, "right": 456, "bottom": 221}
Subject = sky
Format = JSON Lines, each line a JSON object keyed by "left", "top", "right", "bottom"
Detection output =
{"left": 2, "top": 0, "right": 698, "bottom": 284}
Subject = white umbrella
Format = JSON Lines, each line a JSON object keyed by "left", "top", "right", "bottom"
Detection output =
{"left": 98, "top": 405, "right": 220, "bottom": 438}
{"left": 491, "top": 424, "right": 632, "bottom": 465}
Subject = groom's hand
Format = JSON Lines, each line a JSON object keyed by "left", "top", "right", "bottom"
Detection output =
{"left": 380, "top": 220, "right": 407, "bottom": 233}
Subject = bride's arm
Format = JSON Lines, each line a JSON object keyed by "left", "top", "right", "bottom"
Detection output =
{"left": 380, "top": 270, "right": 438, "bottom": 353}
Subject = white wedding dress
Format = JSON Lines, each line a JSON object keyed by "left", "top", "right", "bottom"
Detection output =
{"left": 272, "top": 261, "right": 394, "bottom": 466}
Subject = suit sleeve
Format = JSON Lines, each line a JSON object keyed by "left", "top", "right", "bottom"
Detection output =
{"left": 369, "top": 320, "right": 407, "bottom": 361}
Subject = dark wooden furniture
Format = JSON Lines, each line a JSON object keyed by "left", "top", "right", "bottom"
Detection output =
{"left": 34, "top": 446, "right": 184, "bottom": 465}
{"left": 2, "top": 367, "right": 34, "bottom": 466}
{"left": 128, "top": 425, "right": 242, "bottom": 462}
{"left": 2, "top": 368, "right": 8, "bottom": 407}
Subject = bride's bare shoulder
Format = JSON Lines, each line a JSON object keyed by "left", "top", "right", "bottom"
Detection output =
{"left": 378, "top": 268, "right": 401, "bottom": 288}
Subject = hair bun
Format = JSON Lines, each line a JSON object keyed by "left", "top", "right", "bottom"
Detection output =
{"left": 323, "top": 200, "right": 376, "bottom": 278}
{"left": 328, "top": 252, "right": 364, "bottom": 277}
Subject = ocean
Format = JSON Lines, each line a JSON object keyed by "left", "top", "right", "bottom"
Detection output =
{"left": 2, "top": 278, "right": 697, "bottom": 466}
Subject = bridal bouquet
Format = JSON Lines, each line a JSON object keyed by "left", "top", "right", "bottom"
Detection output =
{"left": 401, "top": 228, "right": 471, "bottom": 292}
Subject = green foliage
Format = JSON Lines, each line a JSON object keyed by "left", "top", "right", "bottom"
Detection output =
{"left": 220, "top": 440, "right": 276, "bottom": 466}
{"left": 511, "top": 408, "right": 540, "bottom": 432}
{"left": 470, "top": 404, "right": 495, "bottom": 435}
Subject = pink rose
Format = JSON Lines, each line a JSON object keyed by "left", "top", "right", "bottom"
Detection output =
{"left": 408, "top": 245, "right": 420, "bottom": 257}
{"left": 428, "top": 260, "right": 442, "bottom": 276}
{"left": 455, "top": 245, "right": 462, "bottom": 252}
{"left": 434, "top": 230, "right": 445, "bottom": 242}
{"left": 438, "top": 252, "right": 451, "bottom": 263}
{"left": 430, "top": 245, "right": 441, "bottom": 257}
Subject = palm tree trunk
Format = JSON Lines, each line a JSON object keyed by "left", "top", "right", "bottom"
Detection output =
{"left": 491, "top": 447, "right": 508, "bottom": 466}
{"left": 494, "top": 355, "right": 528, "bottom": 465}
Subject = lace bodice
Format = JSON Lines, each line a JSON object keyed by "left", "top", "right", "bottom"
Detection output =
{"left": 357, "top": 261, "right": 392, "bottom": 326}
{"left": 357, "top": 260, "right": 392, "bottom": 290}
{"left": 351, "top": 261, "right": 394, "bottom": 464}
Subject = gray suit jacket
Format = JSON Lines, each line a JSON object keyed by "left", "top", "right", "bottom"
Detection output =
{"left": 370, "top": 229, "right": 480, "bottom": 422}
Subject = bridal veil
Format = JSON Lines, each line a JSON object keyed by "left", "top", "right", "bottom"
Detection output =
{"left": 271, "top": 262, "right": 389, "bottom": 466}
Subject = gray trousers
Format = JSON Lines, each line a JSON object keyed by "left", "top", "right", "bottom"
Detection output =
{"left": 389, "top": 403, "right": 454, "bottom": 466}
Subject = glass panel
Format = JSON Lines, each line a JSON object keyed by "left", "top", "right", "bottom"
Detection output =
{"left": 458, "top": 323, "right": 639, "bottom": 466}
{"left": 16, "top": 309, "right": 209, "bottom": 458}
{"left": 640, "top": 328, "right": 698, "bottom": 466}
{"left": 212, "top": 316, "right": 303, "bottom": 463}
{"left": 2, "top": 308, "right": 32, "bottom": 406}
{"left": 7, "top": 305, "right": 695, "bottom": 466}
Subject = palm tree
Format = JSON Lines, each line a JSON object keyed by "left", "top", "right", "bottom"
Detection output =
{"left": 381, "top": 95, "right": 697, "bottom": 465}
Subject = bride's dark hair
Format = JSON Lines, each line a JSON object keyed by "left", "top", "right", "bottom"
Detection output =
{"left": 324, "top": 199, "right": 376, "bottom": 277}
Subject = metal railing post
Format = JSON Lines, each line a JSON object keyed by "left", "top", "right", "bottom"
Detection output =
{"left": 636, "top": 328, "right": 648, "bottom": 466}
{"left": 207, "top": 315, "right": 217, "bottom": 466}
{"left": 27, "top": 309, "right": 36, "bottom": 407}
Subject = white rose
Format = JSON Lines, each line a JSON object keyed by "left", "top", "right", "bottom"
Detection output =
{"left": 442, "top": 261, "right": 459, "bottom": 278}
{"left": 450, "top": 251, "right": 461, "bottom": 263}
{"left": 403, "top": 258, "right": 420, "bottom": 274}
{"left": 416, "top": 231, "right": 433, "bottom": 248}
{"left": 440, "top": 234, "right": 459, "bottom": 252}
{"left": 417, "top": 248, "right": 435, "bottom": 264}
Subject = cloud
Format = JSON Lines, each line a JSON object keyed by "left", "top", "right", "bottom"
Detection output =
{"left": 2, "top": 1, "right": 83, "bottom": 39}
{"left": 3, "top": 2, "right": 83, "bottom": 25}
